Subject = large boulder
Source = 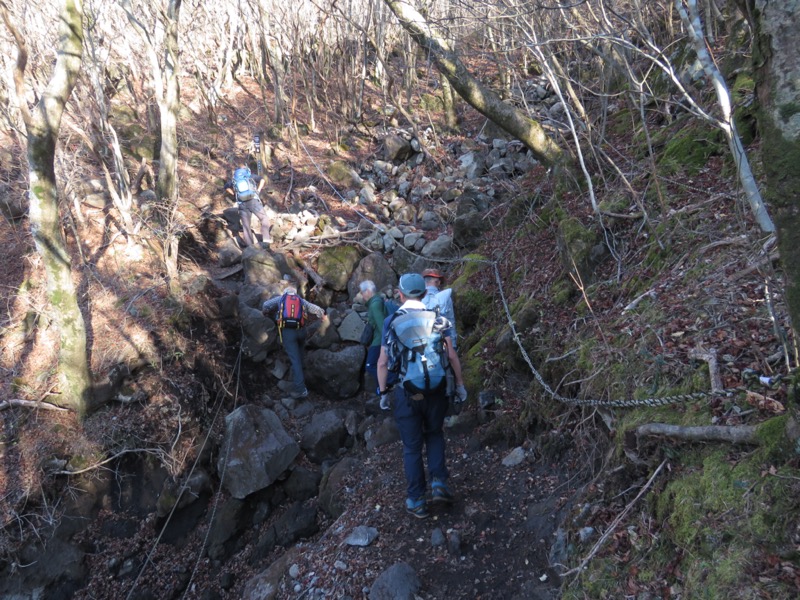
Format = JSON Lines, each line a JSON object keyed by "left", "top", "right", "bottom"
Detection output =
{"left": 239, "top": 305, "right": 279, "bottom": 350}
{"left": 327, "top": 160, "right": 363, "bottom": 187}
{"left": 300, "top": 409, "right": 356, "bottom": 463}
{"left": 305, "top": 316, "right": 341, "bottom": 349}
{"left": 421, "top": 234, "right": 456, "bottom": 260}
{"left": 243, "top": 247, "right": 284, "bottom": 288}
{"left": 218, "top": 406, "right": 300, "bottom": 499}
{"left": 384, "top": 134, "right": 413, "bottom": 162}
{"left": 316, "top": 245, "right": 362, "bottom": 291}
{"left": 305, "top": 345, "right": 366, "bottom": 398}
{"left": 347, "top": 252, "right": 398, "bottom": 300}
{"left": 338, "top": 310, "right": 367, "bottom": 343}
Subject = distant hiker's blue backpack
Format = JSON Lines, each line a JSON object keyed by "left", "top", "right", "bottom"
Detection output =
{"left": 387, "top": 309, "right": 450, "bottom": 395}
{"left": 232, "top": 167, "right": 257, "bottom": 201}
{"left": 384, "top": 298, "right": 400, "bottom": 317}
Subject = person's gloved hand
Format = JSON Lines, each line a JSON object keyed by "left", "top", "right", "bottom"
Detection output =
{"left": 380, "top": 391, "right": 392, "bottom": 410}
{"left": 455, "top": 384, "right": 468, "bottom": 403}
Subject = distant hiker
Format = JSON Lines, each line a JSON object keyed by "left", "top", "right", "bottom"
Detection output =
{"left": 224, "top": 163, "right": 272, "bottom": 249}
{"left": 359, "top": 280, "right": 387, "bottom": 385}
{"left": 376, "top": 273, "right": 468, "bottom": 519}
{"left": 421, "top": 268, "right": 457, "bottom": 349}
{"left": 262, "top": 282, "right": 328, "bottom": 399}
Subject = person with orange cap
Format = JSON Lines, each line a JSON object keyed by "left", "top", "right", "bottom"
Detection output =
{"left": 421, "top": 268, "right": 457, "bottom": 349}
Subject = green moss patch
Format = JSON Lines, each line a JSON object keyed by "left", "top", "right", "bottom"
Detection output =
{"left": 658, "top": 125, "right": 725, "bottom": 176}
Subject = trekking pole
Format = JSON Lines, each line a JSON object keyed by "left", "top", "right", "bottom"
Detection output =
{"left": 254, "top": 132, "right": 263, "bottom": 176}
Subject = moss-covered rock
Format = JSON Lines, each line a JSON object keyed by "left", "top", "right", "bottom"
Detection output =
{"left": 326, "top": 160, "right": 359, "bottom": 187}
{"left": 316, "top": 245, "right": 362, "bottom": 291}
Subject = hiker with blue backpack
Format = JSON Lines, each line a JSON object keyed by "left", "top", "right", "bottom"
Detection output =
{"left": 262, "top": 280, "right": 328, "bottom": 399}
{"left": 224, "top": 163, "right": 273, "bottom": 249}
{"left": 376, "top": 273, "right": 468, "bottom": 519}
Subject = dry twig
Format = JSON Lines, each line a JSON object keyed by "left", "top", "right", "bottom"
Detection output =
{"left": 562, "top": 459, "right": 667, "bottom": 578}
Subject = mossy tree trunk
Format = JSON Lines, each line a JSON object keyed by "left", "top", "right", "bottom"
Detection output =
{"left": 4, "top": 0, "right": 93, "bottom": 415}
{"left": 382, "top": 0, "right": 567, "bottom": 168}
{"left": 750, "top": 0, "right": 800, "bottom": 443}
{"left": 751, "top": 0, "right": 800, "bottom": 332}
{"left": 441, "top": 74, "right": 458, "bottom": 130}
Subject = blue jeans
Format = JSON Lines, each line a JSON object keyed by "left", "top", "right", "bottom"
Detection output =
{"left": 392, "top": 385, "right": 449, "bottom": 500}
{"left": 281, "top": 327, "right": 306, "bottom": 392}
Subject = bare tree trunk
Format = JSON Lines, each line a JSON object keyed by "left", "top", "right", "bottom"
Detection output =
{"left": 2, "top": 0, "right": 92, "bottom": 416}
{"left": 675, "top": 0, "right": 774, "bottom": 234}
{"left": 382, "top": 0, "right": 566, "bottom": 168}
{"left": 123, "top": 0, "right": 183, "bottom": 295}
{"left": 157, "top": 0, "right": 182, "bottom": 295}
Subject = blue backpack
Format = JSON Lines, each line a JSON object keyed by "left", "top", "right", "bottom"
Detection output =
{"left": 232, "top": 167, "right": 257, "bottom": 201}
{"left": 388, "top": 309, "right": 450, "bottom": 395}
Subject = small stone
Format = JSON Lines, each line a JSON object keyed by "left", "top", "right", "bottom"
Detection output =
{"left": 344, "top": 525, "right": 379, "bottom": 547}
{"left": 431, "top": 528, "right": 446, "bottom": 547}
{"left": 578, "top": 526, "right": 595, "bottom": 543}
{"left": 502, "top": 446, "right": 526, "bottom": 467}
{"left": 447, "top": 531, "right": 461, "bottom": 556}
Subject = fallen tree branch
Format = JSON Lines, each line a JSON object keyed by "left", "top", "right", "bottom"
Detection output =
{"left": 636, "top": 422, "right": 759, "bottom": 445}
{"left": 622, "top": 289, "right": 656, "bottom": 313}
{"left": 698, "top": 235, "right": 748, "bottom": 255}
{"left": 52, "top": 448, "right": 167, "bottom": 476}
{"left": 562, "top": 459, "right": 667, "bottom": 578}
{"left": 689, "top": 347, "right": 722, "bottom": 392}
{"left": 291, "top": 250, "right": 327, "bottom": 289}
{"left": 725, "top": 251, "right": 780, "bottom": 282}
{"left": 0, "top": 399, "right": 68, "bottom": 412}
{"left": 599, "top": 210, "right": 643, "bottom": 220}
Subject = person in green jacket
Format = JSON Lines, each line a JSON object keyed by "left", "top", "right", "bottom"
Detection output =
{"left": 359, "top": 280, "right": 388, "bottom": 386}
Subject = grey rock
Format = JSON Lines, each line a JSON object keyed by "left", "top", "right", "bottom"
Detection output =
{"left": 421, "top": 234, "right": 455, "bottom": 259}
{"left": 369, "top": 562, "right": 421, "bottom": 600}
{"left": 338, "top": 310, "right": 367, "bottom": 342}
{"left": 305, "top": 345, "right": 366, "bottom": 398}
{"left": 502, "top": 446, "right": 527, "bottom": 467}
{"left": 345, "top": 526, "right": 379, "bottom": 547}
{"left": 300, "top": 409, "right": 354, "bottom": 464}
{"left": 218, "top": 406, "right": 300, "bottom": 499}
{"left": 383, "top": 135, "right": 413, "bottom": 162}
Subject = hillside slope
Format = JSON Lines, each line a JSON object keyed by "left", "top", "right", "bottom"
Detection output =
{"left": 1, "top": 64, "right": 799, "bottom": 600}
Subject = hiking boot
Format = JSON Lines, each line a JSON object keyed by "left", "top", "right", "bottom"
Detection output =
{"left": 290, "top": 387, "right": 309, "bottom": 399}
{"left": 405, "top": 497, "right": 430, "bottom": 519}
{"left": 431, "top": 478, "right": 454, "bottom": 504}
